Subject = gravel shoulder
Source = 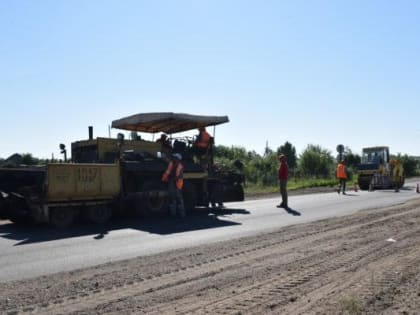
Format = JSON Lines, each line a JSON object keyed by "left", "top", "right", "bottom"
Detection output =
{"left": 1, "top": 191, "right": 420, "bottom": 314}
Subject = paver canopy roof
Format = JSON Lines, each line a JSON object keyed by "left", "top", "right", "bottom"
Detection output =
{"left": 111, "top": 112, "right": 229, "bottom": 134}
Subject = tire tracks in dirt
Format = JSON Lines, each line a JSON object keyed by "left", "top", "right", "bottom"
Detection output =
{"left": 2, "top": 199, "right": 420, "bottom": 314}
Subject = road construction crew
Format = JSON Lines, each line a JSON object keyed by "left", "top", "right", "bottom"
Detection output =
{"left": 162, "top": 153, "right": 185, "bottom": 217}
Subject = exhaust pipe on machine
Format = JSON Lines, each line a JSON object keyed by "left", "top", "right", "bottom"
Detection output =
{"left": 89, "top": 126, "right": 93, "bottom": 140}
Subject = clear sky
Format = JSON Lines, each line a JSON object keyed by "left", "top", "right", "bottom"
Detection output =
{"left": 1, "top": 0, "right": 420, "bottom": 159}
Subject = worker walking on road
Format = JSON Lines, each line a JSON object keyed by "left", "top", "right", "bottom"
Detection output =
{"left": 276, "top": 154, "right": 289, "bottom": 209}
{"left": 391, "top": 159, "right": 404, "bottom": 192}
{"left": 162, "top": 153, "right": 185, "bottom": 217}
{"left": 336, "top": 160, "right": 347, "bottom": 194}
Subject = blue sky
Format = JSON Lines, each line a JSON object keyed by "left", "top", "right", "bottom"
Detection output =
{"left": 1, "top": 0, "right": 420, "bottom": 159}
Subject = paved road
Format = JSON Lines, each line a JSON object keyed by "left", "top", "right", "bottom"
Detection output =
{"left": 1, "top": 182, "right": 419, "bottom": 282}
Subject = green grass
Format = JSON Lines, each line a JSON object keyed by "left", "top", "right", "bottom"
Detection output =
{"left": 244, "top": 177, "right": 339, "bottom": 194}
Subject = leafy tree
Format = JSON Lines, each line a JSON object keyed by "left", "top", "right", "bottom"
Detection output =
{"left": 259, "top": 151, "right": 278, "bottom": 185}
{"left": 214, "top": 145, "right": 279, "bottom": 185}
{"left": 214, "top": 145, "right": 248, "bottom": 161}
{"left": 298, "top": 144, "right": 334, "bottom": 178}
{"left": 215, "top": 145, "right": 256, "bottom": 184}
{"left": 344, "top": 150, "right": 361, "bottom": 169}
{"left": 277, "top": 141, "right": 297, "bottom": 170}
{"left": 264, "top": 145, "right": 274, "bottom": 156}
{"left": 21, "top": 153, "right": 39, "bottom": 165}
{"left": 242, "top": 150, "right": 277, "bottom": 185}
{"left": 396, "top": 154, "right": 418, "bottom": 177}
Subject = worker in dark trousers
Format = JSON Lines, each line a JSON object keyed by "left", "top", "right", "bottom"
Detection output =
{"left": 193, "top": 126, "right": 212, "bottom": 170}
{"left": 162, "top": 153, "right": 185, "bottom": 217}
{"left": 276, "top": 154, "right": 289, "bottom": 210}
{"left": 391, "top": 159, "right": 404, "bottom": 192}
{"left": 336, "top": 160, "right": 347, "bottom": 194}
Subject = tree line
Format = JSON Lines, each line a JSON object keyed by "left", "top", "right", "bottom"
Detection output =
{"left": 1, "top": 142, "right": 419, "bottom": 187}
{"left": 0, "top": 154, "right": 53, "bottom": 168}
{"left": 214, "top": 142, "right": 420, "bottom": 187}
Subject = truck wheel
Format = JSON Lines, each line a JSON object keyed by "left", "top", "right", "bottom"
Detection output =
{"left": 358, "top": 184, "right": 369, "bottom": 191}
{"left": 3, "top": 196, "right": 34, "bottom": 225}
{"left": 357, "top": 179, "right": 369, "bottom": 191}
{"left": 398, "top": 178, "right": 405, "bottom": 189}
{"left": 50, "top": 207, "right": 77, "bottom": 228}
{"left": 8, "top": 214, "right": 33, "bottom": 225}
{"left": 86, "top": 205, "right": 112, "bottom": 224}
{"left": 0, "top": 195, "right": 7, "bottom": 219}
{"left": 143, "top": 181, "right": 167, "bottom": 212}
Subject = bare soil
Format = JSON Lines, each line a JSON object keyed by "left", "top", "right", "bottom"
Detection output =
{"left": 1, "top": 192, "right": 420, "bottom": 314}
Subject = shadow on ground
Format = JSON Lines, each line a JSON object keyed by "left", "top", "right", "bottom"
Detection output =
{"left": 284, "top": 207, "right": 301, "bottom": 216}
{"left": 0, "top": 207, "right": 250, "bottom": 246}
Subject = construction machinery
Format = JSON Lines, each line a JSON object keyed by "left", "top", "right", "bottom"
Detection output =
{"left": 357, "top": 146, "right": 404, "bottom": 191}
{"left": 0, "top": 112, "right": 244, "bottom": 227}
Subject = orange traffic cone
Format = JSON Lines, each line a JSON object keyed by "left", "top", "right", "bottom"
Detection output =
{"left": 416, "top": 183, "right": 419, "bottom": 193}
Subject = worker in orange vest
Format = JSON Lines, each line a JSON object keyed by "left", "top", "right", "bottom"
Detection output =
{"left": 162, "top": 153, "right": 185, "bottom": 217}
{"left": 194, "top": 127, "right": 211, "bottom": 153}
{"left": 336, "top": 160, "right": 348, "bottom": 194}
{"left": 193, "top": 126, "right": 212, "bottom": 170}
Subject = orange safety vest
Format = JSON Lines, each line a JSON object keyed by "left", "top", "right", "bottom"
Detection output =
{"left": 162, "top": 161, "right": 184, "bottom": 190}
{"left": 337, "top": 163, "right": 347, "bottom": 179}
{"left": 195, "top": 130, "right": 211, "bottom": 149}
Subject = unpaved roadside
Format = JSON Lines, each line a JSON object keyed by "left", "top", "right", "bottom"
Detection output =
{"left": 1, "top": 196, "right": 420, "bottom": 314}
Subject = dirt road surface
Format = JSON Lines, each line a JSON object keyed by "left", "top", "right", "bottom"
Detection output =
{"left": 1, "top": 195, "right": 420, "bottom": 314}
